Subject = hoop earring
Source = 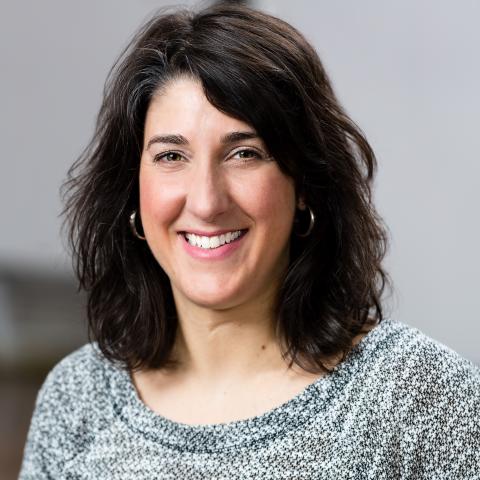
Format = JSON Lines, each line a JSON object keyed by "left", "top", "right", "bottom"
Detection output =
{"left": 129, "top": 210, "right": 146, "bottom": 240}
{"left": 294, "top": 205, "right": 315, "bottom": 237}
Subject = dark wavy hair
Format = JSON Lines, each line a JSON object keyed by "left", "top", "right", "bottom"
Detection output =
{"left": 63, "top": 2, "right": 391, "bottom": 373}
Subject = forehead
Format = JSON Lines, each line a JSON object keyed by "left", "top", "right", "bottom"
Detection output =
{"left": 143, "top": 77, "right": 256, "bottom": 142}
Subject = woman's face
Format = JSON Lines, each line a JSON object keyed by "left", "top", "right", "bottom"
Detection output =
{"left": 139, "top": 77, "right": 300, "bottom": 312}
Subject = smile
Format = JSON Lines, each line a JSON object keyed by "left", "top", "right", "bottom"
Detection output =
{"left": 183, "top": 230, "right": 247, "bottom": 249}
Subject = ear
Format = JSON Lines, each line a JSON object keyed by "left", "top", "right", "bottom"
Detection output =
{"left": 297, "top": 194, "right": 307, "bottom": 210}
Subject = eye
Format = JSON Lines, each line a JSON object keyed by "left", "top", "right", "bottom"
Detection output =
{"left": 230, "top": 148, "right": 267, "bottom": 163}
{"left": 153, "top": 151, "right": 184, "bottom": 163}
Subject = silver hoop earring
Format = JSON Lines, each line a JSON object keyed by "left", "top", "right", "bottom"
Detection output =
{"left": 294, "top": 205, "right": 315, "bottom": 237}
{"left": 129, "top": 210, "right": 146, "bottom": 240}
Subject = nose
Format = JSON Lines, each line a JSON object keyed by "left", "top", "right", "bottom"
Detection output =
{"left": 185, "top": 159, "right": 230, "bottom": 223}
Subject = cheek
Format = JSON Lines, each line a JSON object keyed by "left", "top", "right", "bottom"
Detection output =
{"left": 139, "top": 167, "right": 183, "bottom": 235}
{"left": 241, "top": 168, "right": 296, "bottom": 232}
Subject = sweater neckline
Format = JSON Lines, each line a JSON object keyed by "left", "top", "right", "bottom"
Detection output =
{"left": 108, "top": 319, "right": 398, "bottom": 453}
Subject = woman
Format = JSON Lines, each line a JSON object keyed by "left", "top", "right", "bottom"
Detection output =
{"left": 20, "top": 3, "right": 479, "bottom": 478}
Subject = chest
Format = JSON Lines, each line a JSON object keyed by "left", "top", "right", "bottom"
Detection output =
{"left": 132, "top": 369, "right": 323, "bottom": 425}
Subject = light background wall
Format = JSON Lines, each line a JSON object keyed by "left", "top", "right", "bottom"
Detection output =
{"left": 0, "top": 0, "right": 478, "bottom": 363}
{"left": 0, "top": 0, "right": 198, "bottom": 274}
{"left": 0, "top": 0, "right": 201, "bottom": 366}
{"left": 256, "top": 0, "right": 479, "bottom": 363}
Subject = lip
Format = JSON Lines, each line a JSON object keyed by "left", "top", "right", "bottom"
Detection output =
{"left": 179, "top": 228, "right": 248, "bottom": 237}
{"left": 179, "top": 229, "right": 248, "bottom": 260}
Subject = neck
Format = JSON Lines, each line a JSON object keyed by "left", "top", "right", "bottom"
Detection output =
{"left": 168, "top": 287, "right": 290, "bottom": 383}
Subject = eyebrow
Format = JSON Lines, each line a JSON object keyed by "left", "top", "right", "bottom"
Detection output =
{"left": 146, "top": 131, "right": 260, "bottom": 150}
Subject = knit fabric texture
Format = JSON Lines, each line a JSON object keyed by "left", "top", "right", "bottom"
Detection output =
{"left": 19, "top": 319, "right": 480, "bottom": 479}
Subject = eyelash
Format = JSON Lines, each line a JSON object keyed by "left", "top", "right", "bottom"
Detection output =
{"left": 153, "top": 148, "right": 267, "bottom": 164}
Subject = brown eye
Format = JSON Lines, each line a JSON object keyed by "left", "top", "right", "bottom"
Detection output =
{"left": 232, "top": 149, "right": 263, "bottom": 162}
{"left": 239, "top": 149, "right": 257, "bottom": 158}
{"left": 154, "top": 151, "right": 184, "bottom": 163}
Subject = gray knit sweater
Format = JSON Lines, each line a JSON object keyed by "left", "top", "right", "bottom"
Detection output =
{"left": 19, "top": 319, "right": 480, "bottom": 479}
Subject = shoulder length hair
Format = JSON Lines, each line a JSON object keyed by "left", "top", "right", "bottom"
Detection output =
{"left": 63, "top": 2, "right": 391, "bottom": 373}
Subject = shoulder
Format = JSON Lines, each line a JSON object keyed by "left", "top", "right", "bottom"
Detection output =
{"left": 355, "top": 320, "right": 480, "bottom": 476}
{"left": 31, "top": 343, "right": 118, "bottom": 418}
{"left": 363, "top": 319, "right": 479, "bottom": 390}
{"left": 358, "top": 319, "right": 480, "bottom": 411}
{"left": 19, "top": 344, "right": 120, "bottom": 479}
{"left": 40, "top": 342, "right": 113, "bottom": 398}
{"left": 34, "top": 342, "right": 121, "bottom": 431}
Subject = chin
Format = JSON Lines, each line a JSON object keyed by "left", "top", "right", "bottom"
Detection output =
{"left": 176, "top": 284, "right": 247, "bottom": 311}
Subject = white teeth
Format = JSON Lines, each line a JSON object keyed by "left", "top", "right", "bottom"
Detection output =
{"left": 184, "top": 230, "right": 243, "bottom": 249}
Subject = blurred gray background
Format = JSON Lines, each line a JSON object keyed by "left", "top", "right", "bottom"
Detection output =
{"left": 1, "top": 0, "right": 479, "bottom": 477}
